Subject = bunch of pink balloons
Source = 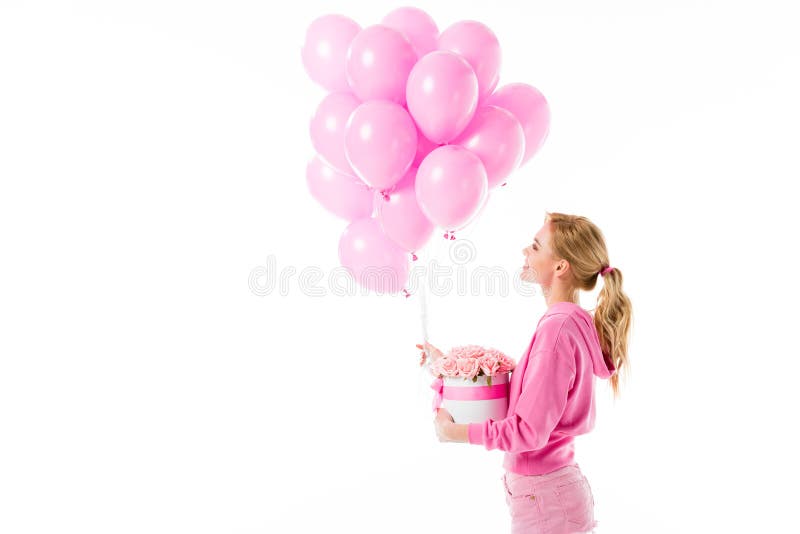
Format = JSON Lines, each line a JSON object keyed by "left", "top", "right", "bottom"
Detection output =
{"left": 302, "top": 7, "right": 550, "bottom": 294}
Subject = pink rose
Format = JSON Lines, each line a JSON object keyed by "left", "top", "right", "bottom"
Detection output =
{"left": 447, "top": 344, "right": 485, "bottom": 360}
{"left": 479, "top": 354, "right": 501, "bottom": 377}
{"left": 432, "top": 355, "right": 459, "bottom": 377}
{"left": 456, "top": 357, "right": 481, "bottom": 380}
{"left": 497, "top": 353, "right": 516, "bottom": 373}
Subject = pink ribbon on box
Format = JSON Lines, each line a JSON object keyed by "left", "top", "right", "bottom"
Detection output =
{"left": 430, "top": 377, "right": 509, "bottom": 412}
{"left": 431, "top": 377, "right": 444, "bottom": 411}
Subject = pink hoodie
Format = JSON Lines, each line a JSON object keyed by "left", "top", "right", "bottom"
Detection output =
{"left": 467, "top": 301, "right": 616, "bottom": 475}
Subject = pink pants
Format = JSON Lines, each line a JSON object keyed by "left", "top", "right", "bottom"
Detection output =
{"left": 502, "top": 463, "right": 598, "bottom": 533}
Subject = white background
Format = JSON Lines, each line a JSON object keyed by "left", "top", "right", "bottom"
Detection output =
{"left": 1, "top": 1, "right": 798, "bottom": 532}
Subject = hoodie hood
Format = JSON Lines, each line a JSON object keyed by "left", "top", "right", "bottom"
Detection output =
{"left": 543, "top": 302, "right": 617, "bottom": 379}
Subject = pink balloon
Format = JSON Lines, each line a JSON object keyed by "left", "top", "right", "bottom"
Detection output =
{"left": 301, "top": 14, "right": 361, "bottom": 93}
{"left": 452, "top": 189, "right": 491, "bottom": 232}
{"left": 415, "top": 145, "right": 488, "bottom": 231}
{"left": 406, "top": 51, "right": 479, "bottom": 144}
{"left": 381, "top": 7, "right": 439, "bottom": 57}
{"left": 309, "top": 92, "right": 360, "bottom": 174}
{"left": 487, "top": 83, "right": 551, "bottom": 165}
{"left": 437, "top": 20, "right": 501, "bottom": 102}
{"left": 338, "top": 217, "right": 410, "bottom": 294}
{"left": 451, "top": 105, "right": 525, "bottom": 189}
{"left": 344, "top": 100, "right": 417, "bottom": 191}
{"left": 306, "top": 156, "right": 374, "bottom": 221}
{"left": 376, "top": 168, "right": 435, "bottom": 252}
{"left": 345, "top": 25, "right": 417, "bottom": 104}
{"left": 473, "top": 190, "right": 491, "bottom": 223}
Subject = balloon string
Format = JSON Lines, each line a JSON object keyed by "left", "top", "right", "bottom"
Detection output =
{"left": 418, "top": 197, "right": 488, "bottom": 371}
{"left": 419, "top": 259, "right": 429, "bottom": 346}
{"left": 418, "top": 225, "right": 450, "bottom": 371}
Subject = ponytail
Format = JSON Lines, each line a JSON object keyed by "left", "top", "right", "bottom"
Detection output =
{"left": 593, "top": 267, "right": 632, "bottom": 400}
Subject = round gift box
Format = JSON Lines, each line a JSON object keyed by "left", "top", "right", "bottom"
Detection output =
{"left": 442, "top": 372, "right": 510, "bottom": 424}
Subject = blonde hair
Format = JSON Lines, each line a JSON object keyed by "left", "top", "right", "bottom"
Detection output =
{"left": 545, "top": 212, "right": 632, "bottom": 399}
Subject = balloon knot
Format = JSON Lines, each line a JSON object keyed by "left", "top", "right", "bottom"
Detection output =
{"left": 402, "top": 288, "right": 411, "bottom": 298}
{"left": 501, "top": 182, "right": 507, "bottom": 187}
{"left": 381, "top": 191, "right": 390, "bottom": 201}
{"left": 411, "top": 252, "right": 418, "bottom": 261}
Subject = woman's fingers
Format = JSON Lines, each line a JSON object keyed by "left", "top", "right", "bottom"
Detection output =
{"left": 416, "top": 342, "right": 444, "bottom": 363}
{"left": 423, "top": 342, "right": 443, "bottom": 359}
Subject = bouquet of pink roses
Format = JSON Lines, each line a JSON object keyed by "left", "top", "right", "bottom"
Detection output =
{"left": 428, "top": 344, "right": 516, "bottom": 424}
{"left": 429, "top": 344, "right": 516, "bottom": 386}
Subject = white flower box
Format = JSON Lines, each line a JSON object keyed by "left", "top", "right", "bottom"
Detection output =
{"left": 435, "top": 372, "right": 510, "bottom": 424}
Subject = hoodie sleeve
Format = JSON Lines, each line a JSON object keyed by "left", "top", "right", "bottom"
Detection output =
{"left": 467, "top": 350, "right": 575, "bottom": 453}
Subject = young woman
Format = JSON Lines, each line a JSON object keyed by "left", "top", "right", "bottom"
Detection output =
{"left": 418, "top": 211, "right": 632, "bottom": 533}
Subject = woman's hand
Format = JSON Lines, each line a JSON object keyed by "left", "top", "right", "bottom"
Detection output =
{"left": 434, "top": 407, "right": 455, "bottom": 442}
{"left": 416, "top": 342, "right": 445, "bottom": 367}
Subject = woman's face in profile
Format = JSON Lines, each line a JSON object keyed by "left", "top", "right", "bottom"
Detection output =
{"left": 520, "top": 223, "right": 552, "bottom": 286}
